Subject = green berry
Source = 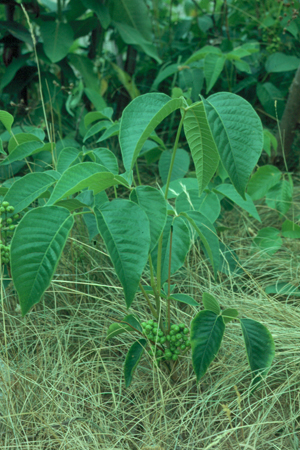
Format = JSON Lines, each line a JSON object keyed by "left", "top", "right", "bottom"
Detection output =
{"left": 183, "top": 328, "right": 189, "bottom": 335}
{"left": 2, "top": 201, "right": 9, "bottom": 208}
{"left": 145, "top": 324, "right": 152, "bottom": 332}
{"left": 170, "top": 330, "right": 176, "bottom": 336}
{"left": 6, "top": 206, "right": 14, "bottom": 212}
{"left": 183, "top": 335, "right": 188, "bottom": 341}
{"left": 0, "top": 207, "right": 4, "bottom": 212}
{"left": 179, "top": 323, "right": 185, "bottom": 329}
{"left": 142, "top": 322, "right": 147, "bottom": 328}
{"left": 171, "top": 335, "right": 177, "bottom": 342}
{"left": 176, "top": 333, "right": 182, "bottom": 340}
{"left": 172, "top": 354, "right": 178, "bottom": 361}
{"left": 160, "top": 336, "right": 166, "bottom": 344}
{"left": 175, "top": 349, "right": 180, "bottom": 355}
{"left": 6, "top": 218, "right": 12, "bottom": 225}
{"left": 158, "top": 330, "right": 164, "bottom": 337}
{"left": 166, "top": 334, "right": 171, "bottom": 341}
{"left": 13, "top": 214, "right": 19, "bottom": 220}
{"left": 9, "top": 225, "right": 15, "bottom": 230}
{"left": 180, "top": 344, "right": 186, "bottom": 350}
{"left": 148, "top": 333, "right": 154, "bottom": 341}
{"left": 171, "top": 324, "right": 177, "bottom": 330}
{"left": 173, "top": 325, "right": 180, "bottom": 332}
{"left": 147, "top": 320, "right": 154, "bottom": 326}
{"left": 156, "top": 349, "right": 163, "bottom": 357}
{"left": 186, "top": 340, "right": 191, "bottom": 347}
{"left": 153, "top": 327, "right": 158, "bottom": 335}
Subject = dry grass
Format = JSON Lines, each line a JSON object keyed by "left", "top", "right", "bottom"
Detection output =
{"left": 1, "top": 187, "right": 300, "bottom": 450}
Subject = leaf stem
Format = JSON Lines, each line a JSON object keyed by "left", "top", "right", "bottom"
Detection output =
{"left": 139, "top": 282, "right": 158, "bottom": 319}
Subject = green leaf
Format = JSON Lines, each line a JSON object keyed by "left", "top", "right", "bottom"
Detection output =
{"left": 222, "top": 308, "right": 239, "bottom": 324}
{"left": 114, "top": 22, "right": 161, "bottom": 63}
{"left": 169, "top": 293, "right": 198, "bottom": 307}
{"left": 124, "top": 338, "right": 147, "bottom": 387}
{"left": 84, "top": 88, "right": 106, "bottom": 111}
{"left": 265, "top": 180, "right": 293, "bottom": 217}
{"left": 182, "top": 101, "right": 219, "bottom": 195}
{"left": 162, "top": 177, "right": 199, "bottom": 199}
{"left": 151, "top": 63, "right": 179, "bottom": 91}
{"left": 181, "top": 210, "right": 219, "bottom": 279}
{"left": 151, "top": 215, "right": 190, "bottom": 284}
{"left": 282, "top": 220, "right": 300, "bottom": 238}
{"left": 84, "top": 109, "right": 113, "bottom": 128}
{"left": 54, "top": 198, "right": 88, "bottom": 211}
{"left": 256, "top": 83, "right": 284, "bottom": 117}
{"left": 47, "top": 163, "right": 128, "bottom": 205}
{"left": 108, "top": 0, "right": 153, "bottom": 41}
{"left": 253, "top": 227, "right": 282, "bottom": 256}
{"left": 265, "top": 282, "right": 300, "bottom": 296}
{"left": 106, "top": 314, "right": 142, "bottom": 340}
{"left": 90, "top": 148, "right": 119, "bottom": 174}
{"left": 202, "top": 292, "right": 220, "bottom": 314}
{"left": 214, "top": 184, "right": 261, "bottom": 222}
{"left": 158, "top": 149, "right": 190, "bottom": 185}
{"left": 0, "top": 20, "right": 31, "bottom": 44}
{"left": 185, "top": 45, "right": 222, "bottom": 65}
{"left": 204, "top": 93, "right": 263, "bottom": 199}
{"left": 265, "top": 52, "right": 300, "bottom": 73}
{"left": 263, "top": 129, "right": 277, "bottom": 156}
{"left": 175, "top": 189, "right": 220, "bottom": 224}
{"left": 40, "top": 21, "right": 74, "bottom": 63}
{"left": 0, "top": 55, "right": 29, "bottom": 90}
{"left": 95, "top": 200, "right": 151, "bottom": 308}
{"left": 120, "top": 94, "right": 184, "bottom": 172}
{"left": 11, "top": 206, "right": 74, "bottom": 316}
{"left": 191, "top": 310, "right": 225, "bottom": 382}
{"left": 240, "top": 318, "right": 275, "bottom": 386}
{"left": 57, "top": 147, "right": 81, "bottom": 174}
{"left": 3, "top": 173, "right": 55, "bottom": 215}
{"left": 8, "top": 133, "right": 43, "bottom": 153}
{"left": 0, "top": 111, "right": 14, "bottom": 134}
{"left": 83, "top": 121, "right": 112, "bottom": 142}
{"left": 247, "top": 165, "right": 282, "bottom": 201}
{"left": 0, "top": 141, "right": 44, "bottom": 166}
{"left": 204, "top": 53, "right": 226, "bottom": 94}
{"left": 96, "top": 122, "right": 120, "bottom": 142}
{"left": 81, "top": 0, "right": 111, "bottom": 28}
{"left": 130, "top": 186, "right": 167, "bottom": 251}
{"left": 111, "top": 62, "right": 140, "bottom": 100}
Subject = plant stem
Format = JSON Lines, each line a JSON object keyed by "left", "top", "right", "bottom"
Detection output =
{"left": 139, "top": 282, "right": 158, "bottom": 319}
{"left": 135, "top": 161, "right": 142, "bottom": 185}
{"left": 156, "top": 111, "right": 185, "bottom": 294}
{"left": 167, "top": 225, "right": 173, "bottom": 333}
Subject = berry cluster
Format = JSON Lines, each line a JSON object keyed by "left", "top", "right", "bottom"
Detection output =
{"left": 0, "top": 201, "right": 19, "bottom": 265}
{"left": 142, "top": 320, "right": 191, "bottom": 363}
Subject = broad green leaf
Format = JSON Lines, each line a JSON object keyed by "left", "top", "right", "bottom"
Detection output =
{"left": 0, "top": 55, "right": 29, "bottom": 90}
{"left": 265, "top": 52, "right": 300, "bottom": 73}
{"left": 282, "top": 220, "right": 300, "bottom": 238}
{"left": 57, "top": 147, "right": 81, "bottom": 174}
{"left": 54, "top": 199, "right": 88, "bottom": 211}
{"left": 0, "top": 141, "right": 44, "bottom": 166}
{"left": 162, "top": 177, "right": 199, "bottom": 199}
{"left": 253, "top": 227, "right": 282, "bottom": 256}
{"left": 95, "top": 200, "right": 151, "bottom": 307}
{"left": 240, "top": 318, "right": 275, "bottom": 386}
{"left": 247, "top": 165, "right": 282, "bottom": 201}
{"left": 151, "top": 64, "right": 179, "bottom": 91}
{"left": 3, "top": 172, "right": 56, "bottom": 215}
{"left": 222, "top": 308, "right": 239, "bottom": 324}
{"left": 81, "top": 0, "right": 111, "bottom": 28}
{"left": 169, "top": 293, "right": 198, "bottom": 306}
{"left": 202, "top": 292, "right": 220, "bottom": 314}
{"left": 197, "top": 15, "right": 213, "bottom": 32}
{"left": 84, "top": 109, "right": 113, "bottom": 128}
{"left": 0, "top": 139, "right": 5, "bottom": 155}
{"left": 96, "top": 122, "right": 120, "bottom": 142}
{"left": 182, "top": 101, "right": 219, "bottom": 195}
{"left": 204, "top": 53, "right": 226, "bottom": 94}
{"left": 130, "top": 186, "right": 167, "bottom": 251}
{"left": 108, "top": 0, "right": 152, "bottom": 41}
{"left": 158, "top": 149, "right": 190, "bottom": 185}
{"left": 265, "top": 282, "right": 300, "bottom": 297}
{"left": 40, "top": 21, "right": 74, "bottom": 63}
{"left": 175, "top": 189, "right": 220, "bottom": 223}
{"left": 8, "top": 133, "right": 43, "bottom": 153}
{"left": 90, "top": 148, "right": 119, "bottom": 174}
{"left": 0, "top": 20, "right": 32, "bottom": 44}
{"left": 83, "top": 121, "right": 111, "bottom": 142}
{"left": 48, "top": 163, "right": 128, "bottom": 205}
{"left": 181, "top": 210, "right": 219, "bottom": 279}
{"left": 204, "top": 93, "right": 263, "bottom": 199}
{"left": 114, "top": 22, "right": 161, "bottom": 63}
{"left": 214, "top": 184, "right": 261, "bottom": 222}
{"left": 106, "top": 314, "right": 142, "bottom": 340}
{"left": 263, "top": 129, "right": 277, "bottom": 156}
{"left": 256, "top": 83, "right": 284, "bottom": 117}
{"left": 111, "top": 62, "right": 140, "bottom": 99}
{"left": 84, "top": 88, "right": 106, "bottom": 111}
{"left": 11, "top": 206, "right": 74, "bottom": 316}
{"left": 119, "top": 93, "right": 184, "bottom": 172}
{"left": 218, "top": 241, "right": 242, "bottom": 275}
{"left": 124, "top": 338, "right": 147, "bottom": 387}
{"left": 265, "top": 180, "right": 293, "bottom": 216}
{"left": 191, "top": 310, "right": 225, "bottom": 382}
{"left": 151, "top": 215, "right": 190, "bottom": 284}
{"left": 234, "top": 59, "right": 251, "bottom": 74}
{"left": 0, "top": 111, "right": 14, "bottom": 134}
{"left": 185, "top": 45, "right": 222, "bottom": 65}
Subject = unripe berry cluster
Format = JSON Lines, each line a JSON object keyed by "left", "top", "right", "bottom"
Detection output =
{"left": 142, "top": 320, "right": 191, "bottom": 363}
{"left": 0, "top": 201, "right": 19, "bottom": 265}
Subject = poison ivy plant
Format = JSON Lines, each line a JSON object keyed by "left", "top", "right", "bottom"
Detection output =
{"left": 0, "top": 91, "right": 275, "bottom": 388}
